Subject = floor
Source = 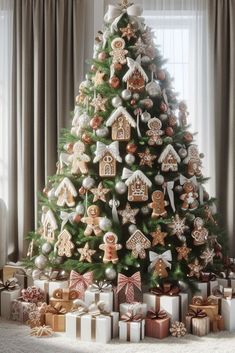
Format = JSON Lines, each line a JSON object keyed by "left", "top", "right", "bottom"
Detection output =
{"left": 1, "top": 318, "right": 235, "bottom": 353}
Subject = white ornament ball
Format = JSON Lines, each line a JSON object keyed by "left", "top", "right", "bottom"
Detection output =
{"left": 32, "top": 269, "right": 42, "bottom": 280}
{"left": 48, "top": 188, "right": 56, "bottom": 200}
{"left": 141, "top": 206, "right": 150, "bottom": 215}
{"left": 132, "top": 93, "right": 140, "bottom": 100}
{"left": 146, "top": 82, "right": 161, "bottom": 97}
{"left": 128, "top": 224, "right": 138, "bottom": 234}
{"left": 99, "top": 217, "right": 112, "bottom": 231}
{"left": 41, "top": 242, "right": 52, "bottom": 255}
{"left": 109, "top": 199, "right": 120, "bottom": 208}
{"left": 141, "top": 111, "right": 151, "bottom": 123}
{"left": 82, "top": 176, "right": 95, "bottom": 189}
{"left": 96, "top": 127, "right": 109, "bottom": 138}
{"left": 154, "top": 174, "right": 165, "bottom": 185}
{"left": 125, "top": 153, "right": 135, "bottom": 165}
{"left": 105, "top": 267, "right": 117, "bottom": 280}
{"left": 141, "top": 55, "right": 151, "bottom": 64}
{"left": 51, "top": 256, "right": 64, "bottom": 265}
{"left": 179, "top": 148, "right": 187, "bottom": 159}
{"left": 42, "top": 205, "right": 48, "bottom": 212}
{"left": 121, "top": 89, "right": 132, "bottom": 101}
{"left": 34, "top": 254, "right": 48, "bottom": 270}
{"left": 159, "top": 114, "right": 168, "bottom": 122}
{"left": 76, "top": 204, "right": 85, "bottom": 215}
{"left": 115, "top": 181, "right": 127, "bottom": 195}
{"left": 112, "top": 96, "right": 122, "bottom": 108}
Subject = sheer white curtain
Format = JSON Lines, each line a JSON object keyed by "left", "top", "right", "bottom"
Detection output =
{"left": 0, "top": 0, "right": 13, "bottom": 266}
{"left": 101, "top": 0, "right": 215, "bottom": 196}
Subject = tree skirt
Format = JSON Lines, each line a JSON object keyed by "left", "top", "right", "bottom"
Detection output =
{"left": 0, "top": 318, "right": 234, "bottom": 353}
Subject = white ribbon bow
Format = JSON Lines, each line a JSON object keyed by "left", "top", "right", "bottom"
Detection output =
{"left": 121, "top": 167, "right": 134, "bottom": 180}
{"left": 180, "top": 174, "right": 203, "bottom": 204}
{"left": 93, "top": 141, "right": 122, "bottom": 163}
{"left": 148, "top": 250, "right": 172, "bottom": 272}
{"left": 60, "top": 211, "right": 77, "bottom": 229}
{"left": 163, "top": 181, "right": 175, "bottom": 212}
{"left": 104, "top": 4, "right": 144, "bottom": 33}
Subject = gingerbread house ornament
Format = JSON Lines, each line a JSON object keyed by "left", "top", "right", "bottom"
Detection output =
{"left": 122, "top": 55, "right": 149, "bottom": 92}
{"left": 93, "top": 141, "right": 122, "bottom": 177}
{"left": 106, "top": 106, "right": 136, "bottom": 141}
{"left": 55, "top": 177, "right": 78, "bottom": 207}
{"left": 42, "top": 209, "right": 58, "bottom": 243}
{"left": 122, "top": 168, "right": 152, "bottom": 202}
{"left": 158, "top": 144, "right": 181, "bottom": 172}
{"left": 126, "top": 230, "right": 151, "bottom": 259}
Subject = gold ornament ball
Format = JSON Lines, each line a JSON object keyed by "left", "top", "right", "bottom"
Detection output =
{"left": 126, "top": 143, "right": 137, "bottom": 154}
{"left": 98, "top": 52, "right": 107, "bottom": 61}
{"left": 114, "top": 63, "right": 122, "bottom": 71}
{"left": 65, "top": 143, "right": 74, "bottom": 153}
{"left": 90, "top": 116, "right": 102, "bottom": 130}
{"left": 109, "top": 76, "right": 120, "bottom": 88}
{"left": 165, "top": 126, "right": 174, "bottom": 137}
{"left": 82, "top": 133, "right": 92, "bottom": 144}
{"left": 43, "top": 187, "right": 49, "bottom": 195}
{"left": 157, "top": 70, "right": 166, "bottom": 81}
{"left": 79, "top": 186, "right": 86, "bottom": 195}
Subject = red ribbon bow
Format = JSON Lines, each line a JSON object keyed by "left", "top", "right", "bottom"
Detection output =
{"left": 69, "top": 270, "right": 93, "bottom": 298}
{"left": 117, "top": 272, "right": 141, "bottom": 303}
{"left": 200, "top": 272, "right": 217, "bottom": 282}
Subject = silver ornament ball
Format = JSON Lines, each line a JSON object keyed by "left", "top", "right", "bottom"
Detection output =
{"left": 32, "top": 269, "right": 42, "bottom": 280}
{"left": 41, "top": 242, "right": 53, "bottom": 255}
{"left": 112, "top": 96, "right": 122, "bottom": 108}
{"left": 128, "top": 224, "right": 138, "bottom": 235}
{"left": 34, "top": 254, "right": 48, "bottom": 270}
{"left": 51, "top": 256, "right": 64, "bottom": 265}
{"left": 141, "top": 55, "right": 151, "bottom": 64}
{"left": 121, "top": 89, "right": 132, "bottom": 101}
{"left": 109, "top": 199, "right": 120, "bottom": 208}
{"left": 141, "top": 111, "right": 151, "bottom": 123}
{"left": 154, "top": 174, "right": 165, "bottom": 185}
{"left": 132, "top": 93, "right": 140, "bottom": 100}
{"left": 76, "top": 204, "right": 85, "bottom": 215}
{"left": 159, "top": 114, "right": 168, "bottom": 122}
{"left": 96, "top": 127, "right": 109, "bottom": 138}
{"left": 115, "top": 181, "right": 127, "bottom": 195}
{"left": 125, "top": 153, "right": 135, "bottom": 165}
{"left": 105, "top": 267, "right": 117, "bottom": 280}
{"left": 82, "top": 176, "right": 95, "bottom": 189}
{"left": 99, "top": 217, "right": 112, "bottom": 231}
{"left": 178, "top": 148, "right": 187, "bottom": 159}
{"left": 141, "top": 206, "right": 150, "bottom": 216}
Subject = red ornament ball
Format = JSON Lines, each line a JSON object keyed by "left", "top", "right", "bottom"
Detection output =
{"left": 79, "top": 186, "right": 86, "bottom": 195}
{"left": 126, "top": 143, "right": 137, "bottom": 154}
{"left": 130, "top": 99, "right": 136, "bottom": 106}
{"left": 91, "top": 65, "right": 97, "bottom": 72}
{"left": 65, "top": 143, "right": 74, "bottom": 153}
{"left": 73, "top": 214, "right": 81, "bottom": 223}
{"left": 82, "top": 133, "right": 92, "bottom": 144}
{"left": 98, "top": 52, "right": 107, "bottom": 61}
{"left": 160, "top": 102, "right": 168, "bottom": 113}
{"left": 157, "top": 70, "right": 166, "bottom": 81}
{"left": 114, "top": 63, "right": 122, "bottom": 71}
{"left": 165, "top": 127, "right": 174, "bottom": 137}
{"left": 109, "top": 76, "right": 120, "bottom": 88}
{"left": 183, "top": 131, "right": 193, "bottom": 143}
{"left": 90, "top": 116, "right": 102, "bottom": 130}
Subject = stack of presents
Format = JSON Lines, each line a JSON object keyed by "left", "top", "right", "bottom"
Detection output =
{"left": 1, "top": 264, "right": 235, "bottom": 342}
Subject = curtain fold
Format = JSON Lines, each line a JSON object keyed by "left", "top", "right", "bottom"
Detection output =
{"left": 208, "top": 0, "right": 235, "bottom": 255}
{"left": 8, "top": 0, "right": 93, "bottom": 261}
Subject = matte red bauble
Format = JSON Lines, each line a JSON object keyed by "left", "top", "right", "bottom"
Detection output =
{"left": 109, "top": 76, "right": 120, "bottom": 88}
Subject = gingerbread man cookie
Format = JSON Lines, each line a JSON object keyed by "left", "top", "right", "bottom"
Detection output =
{"left": 180, "top": 181, "right": 198, "bottom": 211}
{"left": 81, "top": 205, "right": 103, "bottom": 236}
{"left": 69, "top": 141, "right": 91, "bottom": 175}
{"left": 110, "top": 37, "right": 128, "bottom": 65}
{"left": 149, "top": 190, "right": 169, "bottom": 218}
{"left": 146, "top": 118, "right": 164, "bottom": 146}
{"left": 99, "top": 232, "right": 122, "bottom": 264}
{"left": 183, "top": 145, "right": 202, "bottom": 177}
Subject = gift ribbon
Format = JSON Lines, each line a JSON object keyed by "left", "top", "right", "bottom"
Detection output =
{"left": 0, "top": 278, "right": 19, "bottom": 291}
{"left": 60, "top": 211, "right": 77, "bottom": 230}
{"left": 191, "top": 295, "right": 218, "bottom": 306}
{"left": 110, "top": 197, "right": 120, "bottom": 223}
{"left": 45, "top": 303, "right": 67, "bottom": 315}
{"left": 148, "top": 250, "right": 172, "bottom": 272}
{"left": 187, "top": 308, "right": 208, "bottom": 333}
{"left": 179, "top": 174, "right": 203, "bottom": 205}
{"left": 212, "top": 285, "right": 224, "bottom": 298}
{"left": 146, "top": 309, "right": 168, "bottom": 320}
{"left": 117, "top": 272, "right": 141, "bottom": 304}
{"left": 150, "top": 283, "right": 180, "bottom": 296}
{"left": 93, "top": 141, "right": 122, "bottom": 163}
{"left": 69, "top": 270, "right": 93, "bottom": 298}
{"left": 199, "top": 272, "right": 218, "bottom": 296}
{"left": 121, "top": 311, "right": 143, "bottom": 341}
{"left": 162, "top": 181, "right": 175, "bottom": 212}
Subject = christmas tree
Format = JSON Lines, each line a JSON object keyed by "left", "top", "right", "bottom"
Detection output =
{"left": 26, "top": 0, "right": 225, "bottom": 290}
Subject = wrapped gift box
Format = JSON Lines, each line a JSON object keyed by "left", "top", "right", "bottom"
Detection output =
{"left": 11, "top": 299, "right": 37, "bottom": 323}
{"left": 0, "top": 289, "right": 21, "bottom": 319}
{"left": 49, "top": 288, "right": 79, "bottom": 312}
{"left": 45, "top": 312, "right": 65, "bottom": 332}
{"left": 80, "top": 314, "right": 111, "bottom": 343}
{"left": 195, "top": 281, "right": 219, "bottom": 299}
{"left": 189, "top": 296, "right": 219, "bottom": 325}
{"left": 85, "top": 283, "right": 113, "bottom": 311}
{"left": 143, "top": 291, "right": 188, "bottom": 322}
{"left": 217, "top": 278, "right": 235, "bottom": 289}
{"left": 120, "top": 302, "right": 147, "bottom": 318}
{"left": 186, "top": 312, "right": 210, "bottom": 336}
{"left": 119, "top": 319, "right": 145, "bottom": 342}
{"left": 3, "top": 264, "right": 24, "bottom": 282}
{"left": 34, "top": 279, "right": 69, "bottom": 302}
{"left": 145, "top": 310, "right": 170, "bottom": 339}
{"left": 221, "top": 297, "right": 235, "bottom": 331}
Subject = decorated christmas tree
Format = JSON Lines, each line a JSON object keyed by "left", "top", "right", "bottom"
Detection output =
{"left": 26, "top": 0, "right": 225, "bottom": 291}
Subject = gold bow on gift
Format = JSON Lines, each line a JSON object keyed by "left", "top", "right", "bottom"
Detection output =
{"left": 45, "top": 303, "right": 67, "bottom": 315}
{"left": 52, "top": 288, "right": 78, "bottom": 300}
{"left": 188, "top": 308, "right": 208, "bottom": 318}
{"left": 192, "top": 295, "right": 218, "bottom": 306}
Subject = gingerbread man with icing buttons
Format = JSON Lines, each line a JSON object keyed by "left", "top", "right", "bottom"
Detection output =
{"left": 146, "top": 118, "right": 164, "bottom": 146}
{"left": 180, "top": 181, "right": 198, "bottom": 211}
{"left": 110, "top": 37, "right": 128, "bottom": 65}
{"left": 99, "top": 232, "right": 122, "bottom": 264}
{"left": 81, "top": 205, "right": 103, "bottom": 236}
{"left": 149, "top": 190, "right": 169, "bottom": 218}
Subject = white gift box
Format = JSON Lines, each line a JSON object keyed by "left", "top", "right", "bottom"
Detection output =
{"left": 217, "top": 278, "right": 235, "bottom": 289}
{"left": 221, "top": 298, "right": 235, "bottom": 331}
{"left": 66, "top": 311, "right": 119, "bottom": 340}
{"left": 195, "top": 281, "right": 219, "bottom": 299}
{"left": 80, "top": 314, "right": 111, "bottom": 343}
{"left": 119, "top": 302, "right": 147, "bottom": 318}
{"left": 84, "top": 288, "right": 113, "bottom": 311}
{"left": 34, "top": 279, "right": 68, "bottom": 300}
{"left": 119, "top": 320, "right": 145, "bottom": 342}
{"left": 0, "top": 289, "right": 21, "bottom": 319}
{"left": 143, "top": 292, "right": 188, "bottom": 322}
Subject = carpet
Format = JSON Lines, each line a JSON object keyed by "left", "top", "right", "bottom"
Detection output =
{"left": 1, "top": 318, "right": 235, "bottom": 353}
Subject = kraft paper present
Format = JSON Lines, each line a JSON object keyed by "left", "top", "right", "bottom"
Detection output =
{"left": 186, "top": 315, "right": 210, "bottom": 336}
{"left": 45, "top": 312, "right": 65, "bottom": 332}
{"left": 119, "top": 320, "right": 145, "bottom": 342}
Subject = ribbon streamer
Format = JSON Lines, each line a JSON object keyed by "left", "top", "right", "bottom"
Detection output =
{"left": 188, "top": 308, "right": 207, "bottom": 318}
{"left": 121, "top": 311, "right": 142, "bottom": 322}
{"left": 163, "top": 181, "right": 175, "bottom": 212}
{"left": 111, "top": 197, "right": 120, "bottom": 224}
{"left": 117, "top": 272, "right": 141, "bottom": 304}
{"left": 104, "top": 4, "right": 143, "bottom": 33}
{"left": 93, "top": 141, "right": 122, "bottom": 163}
{"left": 148, "top": 250, "right": 172, "bottom": 272}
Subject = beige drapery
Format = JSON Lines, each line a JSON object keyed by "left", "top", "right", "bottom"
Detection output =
{"left": 208, "top": 0, "right": 235, "bottom": 254}
{"left": 8, "top": 0, "right": 94, "bottom": 261}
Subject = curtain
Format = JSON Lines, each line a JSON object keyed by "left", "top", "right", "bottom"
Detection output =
{"left": 208, "top": 0, "right": 235, "bottom": 255}
{"left": 6, "top": 0, "right": 94, "bottom": 262}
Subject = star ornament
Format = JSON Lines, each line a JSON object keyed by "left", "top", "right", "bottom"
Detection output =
{"left": 118, "top": 202, "right": 139, "bottom": 224}
{"left": 188, "top": 258, "right": 203, "bottom": 279}
{"left": 168, "top": 214, "right": 188, "bottom": 238}
{"left": 90, "top": 182, "right": 110, "bottom": 202}
{"left": 91, "top": 94, "right": 108, "bottom": 112}
{"left": 150, "top": 225, "right": 167, "bottom": 246}
{"left": 200, "top": 247, "right": 215, "bottom": 264}
{"left": 92, "top": 70, "right": 105, "bottom": 87}
{"left": 176, "top": 244, "right": 191, "bottom": 260}
{"left": 120, "top": 23, "right": 137, "bottom": 41}
{"left": 138, "top": 148, "right": 157, "bottom": 167}
{"left": 77, "top": 242, "right": 96, "bottom": 263}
